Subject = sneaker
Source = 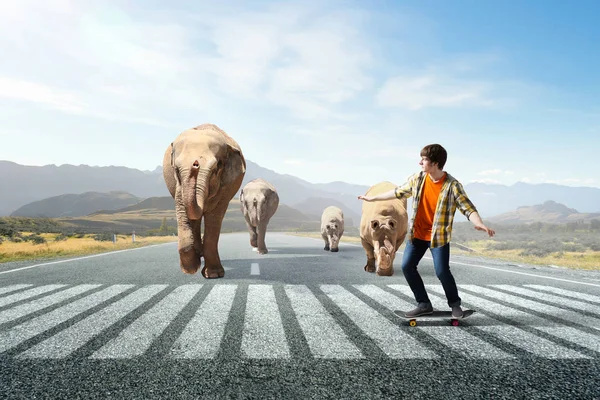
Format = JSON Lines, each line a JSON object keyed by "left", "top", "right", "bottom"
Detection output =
{"left": 451, "top": 306, "right": 464, "bottom": 318}
{"left": 405, "top": 305, "right": 434, "bottom": 318}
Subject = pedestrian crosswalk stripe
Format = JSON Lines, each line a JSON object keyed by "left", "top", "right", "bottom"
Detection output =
{"left": 321, "top": 285, "right": 437, "bottom": 359}
{"left": 460, "top": 285, "right": 600, "bottom": 330}
{"left": 523, "top": 285, "right": 600, "bottom": 304}
{"left": 534, "top": 327, "right": 600, "bottom": 353}
{"left": 0, "top": 284, "right": 33, "bottom": 296}
{"left": 171, "top": 284, "right": 237, "bottom": 359}
{"left": 0, "top": 285, "right": 101, "bottom": 325}
{"left": 18, "top": 285, "right": 167, "bottom": 359}
{"left": 477, "top": 326, "right": 591, "bottom": 359}
{"left": 491, "top": 285, "right": 600, "bottom": 318}
{"left": 386, "top": 285, "right": 515, "bottom": 359}
{"left": 427, "top": 285, "right": 591, "bottom": 359}
{"left": 0, "top": 284, "right": 66, "bottom": 308}
{"left": 0, "top": 283, "right": 598, "bottom": 360}
{"left": 90, "top": 285, "right": 201, "bottom": 359}
{"left": 241, "top": 284, "right": 290, "bottom": 359}
{"left": 285, "top": 285, "right": 362, "bottom": 359}
{"left": 0, "top": 285, "right": 132, "bottom": 354}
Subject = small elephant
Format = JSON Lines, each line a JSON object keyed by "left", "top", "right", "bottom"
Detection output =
{"left": 320, "top": 206, "right": 344, "bottom": 252}
{"left": 162, "top": 123, "right": 246, "bottom": 278}
{"left": 360, "top": 181, "right": 408, "bottom": 276}
{"left": 240, "top": 178, "right": 279, "bottom": 254}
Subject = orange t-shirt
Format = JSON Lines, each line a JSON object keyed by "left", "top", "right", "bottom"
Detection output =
{"left": 413, "top": 173, "right": 446, "bottom": 241}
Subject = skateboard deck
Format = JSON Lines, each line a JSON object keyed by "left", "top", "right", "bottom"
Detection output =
{"left": 394, "top": 309, "right": 476, "bottom": 326}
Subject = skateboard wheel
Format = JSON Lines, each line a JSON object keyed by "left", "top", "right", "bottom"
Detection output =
{"left": 409, "top": 320, "right": 417, "bottom": 327}
{"left": 451, "top": 319, "right": 459, "bottom": 327}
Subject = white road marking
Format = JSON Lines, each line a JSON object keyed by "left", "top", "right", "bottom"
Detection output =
{"left": 1, "top": 282, "right": 597, "bottom": 360}
{"left": 460, "top": 285, "right": 600, "bottom": 330}
{"left": 491, "top": 285, "right": 600, "bottom": 317}
{"left": 0, "top": 285, "right": 132, "bottom": 354}
{"left": 384, "top": 285, "right": 514, "bottom": 359}
{"left": 0, "top": 285, "right": 33, "bottom": 296}
{"left": 0, "top": 242, "right": 175, "bottom": 276}
{"left": 241, "top": 285, "right": 290, "bottom": 359}
{"left": 250, "top": 263, "right": 260, "bottom": 275}
{"left": 426, "top": 285, "right": 591, "bottom": 359}
{"left": 524, "top": 285, "right": 600, "bottom": 304}
{"left": 90, "top": 285, "right": 201, "bottom": 359}
{"left": 0, "top": 284, "right": 66, "bottom": 308}
{"left": 18, "top": 285, "right": 167, "bottom": 359}
{"left": 285, "top": 285, "right": 362, "bottom": 359}
{"left": 0, "top": 284, "right": 100, "bottom": 325}
{"left": 445, "top": 259, "right": 600, "bottom": 288}
{"left": 171, "top": 285, "right": 237, "bottom": 359}
{"left": 321, "top": 285, "right": 437, "bottom": 359}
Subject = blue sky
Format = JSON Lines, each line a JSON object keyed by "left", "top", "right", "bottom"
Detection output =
{"left": 1, "top": 0, "right": 599, "bottom": 188}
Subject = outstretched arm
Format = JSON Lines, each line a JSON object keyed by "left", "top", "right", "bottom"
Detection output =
{"left": 357, "top": 189, "right": 397, "bottom": 202}
{"left": 468, "top": 211, "right": 495, "bottom": 237}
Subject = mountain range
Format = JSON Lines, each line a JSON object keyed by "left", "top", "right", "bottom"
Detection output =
{"left": 2, "top": 160, "right": 600, "bottom": 225}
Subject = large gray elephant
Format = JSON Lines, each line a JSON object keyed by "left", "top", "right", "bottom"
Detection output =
{"left": 239, "top": 178, "right": 279, "bottom": 254}
{"left": 162, "top": 123, "right": 246, "bottom": 278}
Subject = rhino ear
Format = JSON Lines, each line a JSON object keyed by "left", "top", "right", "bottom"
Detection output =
{"left": 370, "top": 220, "right": 379, "bottom": 230}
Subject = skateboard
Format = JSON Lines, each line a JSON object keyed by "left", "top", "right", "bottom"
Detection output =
{"left": 394, "top": 309, "right": 476, "bottom": 327}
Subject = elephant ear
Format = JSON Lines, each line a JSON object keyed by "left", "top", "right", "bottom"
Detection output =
{"left": 170, "top": 142, "right": 182, "bottom": 186}
{"left": 221, "top": 133, "right": 246, "bottom": 187}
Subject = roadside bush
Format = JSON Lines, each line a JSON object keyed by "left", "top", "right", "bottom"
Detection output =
{"left": 55, "top": 234, "right": 68, "bottom": 242}
{"left": 562, "top": 243, "right": 586, "bottom": 253}
{"left": 486, "top": 241, "right": 523, "bottom": 251}
{"left": 25, "top": 234, "right": 47, "bottom": 244}
{"left": 590, "top": 243, "right": 600, "bottom": 251}
{"left": 93, "top": 232, "right": 114, "bottom": 242}
{"left": 519, "top": 247, "right": 552, "bottom": 257}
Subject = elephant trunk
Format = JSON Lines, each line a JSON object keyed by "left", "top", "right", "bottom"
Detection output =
{"left": 183, "top": 168, "right": 209, "bottom": 221}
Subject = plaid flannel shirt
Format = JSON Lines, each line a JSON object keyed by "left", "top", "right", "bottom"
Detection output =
{"left": 394, "top": 171, "right": 478, "bottom": 248}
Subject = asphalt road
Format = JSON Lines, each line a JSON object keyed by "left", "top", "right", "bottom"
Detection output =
{"left": 0, "top": 232, "right": 599, "bottom": 399}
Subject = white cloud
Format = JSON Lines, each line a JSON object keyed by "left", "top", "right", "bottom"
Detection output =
{"left": 0, "top": 77, "right": 88, "bottom": 114}
{"left": 188, "top": 5, "right": 373, "bottom": 119}
{"left": 376, "top": 74, "right": 494, "bottom": 110}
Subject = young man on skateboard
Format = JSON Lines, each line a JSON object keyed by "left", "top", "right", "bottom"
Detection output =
{"left": 358, "top": 144, "right": 495, "bottom": 318}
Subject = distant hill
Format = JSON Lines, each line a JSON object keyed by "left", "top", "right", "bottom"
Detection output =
{"left": 2, "top": 159, "right": 600, "bottom": 220}
{"left": 92, "top": 196, "right": 175, "bottom": 215}
{"left": 53, "top": 196, "right": 321, "bottom": 234}
{"left": 489, "top": 200, "right": 600, "bottom": 224}
{"left": 10, "top": 191, "right": 142, "bottom": 218}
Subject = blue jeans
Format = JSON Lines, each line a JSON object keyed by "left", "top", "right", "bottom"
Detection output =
{"left": 401, "top": 238, "right": 461, "bottom": 308}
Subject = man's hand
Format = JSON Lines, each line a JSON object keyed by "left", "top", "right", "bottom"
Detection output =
{"left": 474, "top": 224, "right": 495, "bottom": 237}
{"left": 357, "top": 195, "right": 373, "bottom": 201}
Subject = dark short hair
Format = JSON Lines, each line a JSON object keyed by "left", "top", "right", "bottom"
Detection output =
{"left": 420, "top": 144, "right": 447, "bottom": 169}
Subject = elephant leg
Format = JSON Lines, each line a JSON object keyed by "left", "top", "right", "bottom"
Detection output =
{"left": 256, "top": 220, "right": 268, "bottom": 254}
{"left": 322, "top": 232, "right": 330, "bottom": 251}
{"left": 361, "top": 238, "right": 376, "bottom": 273}
{"left": 201, "top": 207, "right": 227, "bottom": 279}
{"left": 191, "top": 219, "right": 203, "bottom": 259}
{"left": 177, "top": 220, "right": 201, "bottom": 274}
{"left": 244, "top": 218, "right": 258, "bottom": 250}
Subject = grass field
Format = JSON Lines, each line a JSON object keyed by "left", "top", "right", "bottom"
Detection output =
{"left": 0, "top": 233, "right": 177, "bottom": 263}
